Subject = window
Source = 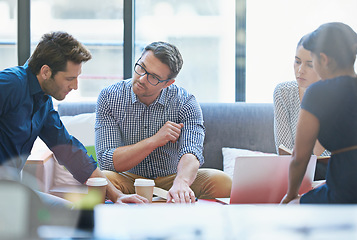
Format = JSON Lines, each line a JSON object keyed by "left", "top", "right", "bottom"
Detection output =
{"left": 28, "top": 0, "right": 236, "bottom": 104}
{"left": 11, "top": 0, "right": 357, "bottom": 103}
{"left": 246, "top": 0, "right": 357, "bottom": 103}
{"left": 18, "top": 0, "right": 237, "bottom": 104}
{"left": 31, "top": 0, "right": 124, "bottom": 103}
{"left": 0, "top": 0, "right": 17, "bottom": 71}
{"left": 135, "top": 1, "right": 236, "bottom": 102}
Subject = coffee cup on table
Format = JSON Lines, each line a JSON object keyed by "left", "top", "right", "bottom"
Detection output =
{"left": 134, "top": 179, "right": 155, "bottom": 203}
{"left": 86, "top": 177, "right": 108, "bottom": 204}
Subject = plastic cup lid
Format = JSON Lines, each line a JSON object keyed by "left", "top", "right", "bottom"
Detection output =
{"left": 86, "top": 177, "right": 108, "bottom": 186}
{"left": 134, "top": 179, "right": 155, "bottom": 186}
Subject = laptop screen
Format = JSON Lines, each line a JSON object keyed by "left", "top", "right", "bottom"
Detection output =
{"left": 230, "top": 155, "right": 317, "bottom": 204}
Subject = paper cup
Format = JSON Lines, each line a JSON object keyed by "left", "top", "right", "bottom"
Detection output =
{"left": 134, "top": 179, "right": 155, "bottom": 203}
{"left": 86, "top": 177, "right": 108, "bottom": 204}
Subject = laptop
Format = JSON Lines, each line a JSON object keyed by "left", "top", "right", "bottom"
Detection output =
{"left": 229, "top": 155, "right": 317, "bottom": 204}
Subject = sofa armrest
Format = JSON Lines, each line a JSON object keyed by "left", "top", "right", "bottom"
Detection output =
{"left": 25, "top": 137, "right": 88, "bottom": 202}
{"left": 24, "top": 149, "right": 88, "bottom": 201}
{"left": 23, "top": 150, "right": 55, "bottom": 193}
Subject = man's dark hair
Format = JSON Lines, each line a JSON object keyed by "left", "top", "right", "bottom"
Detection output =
{"left": 28, "top": 31, "right": 92, "bottom": 76}
{"left": 143, "top": 41, "right": 183, "bottom": 79}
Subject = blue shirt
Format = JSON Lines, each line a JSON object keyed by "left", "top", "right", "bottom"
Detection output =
{"left": 95, "top": 79, "right": 205, "bottom": 179}
{"left": 0, "top": 64, "right": 97, "bottom": 183}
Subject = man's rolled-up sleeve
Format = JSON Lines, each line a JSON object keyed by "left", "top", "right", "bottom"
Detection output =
{"left": 178, "top": 96, "right": 205, "bottom": 166}
{"left": 95, "top": 89, "right": 122, "bottom": 172}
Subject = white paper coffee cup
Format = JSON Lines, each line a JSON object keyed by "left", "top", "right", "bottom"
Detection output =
{"left": 86, "top": 177, "right": 108, "bottom": 204}
{"left": 134, "top": 179, "right": 155, "bottom": 203}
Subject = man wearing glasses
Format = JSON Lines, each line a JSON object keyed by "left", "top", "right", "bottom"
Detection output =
{"left": 95, "top": 42, "right": 232, "bottom": 203}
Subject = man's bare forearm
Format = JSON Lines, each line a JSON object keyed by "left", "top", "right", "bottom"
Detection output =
{"left": 175, "top": 153, "right": 199, "bottom": 186}
{"left": 112, "top": 121, "right": 183, "bottom": 172}
{"left": 112, "top": 137, "right": 158, "bottom": 172}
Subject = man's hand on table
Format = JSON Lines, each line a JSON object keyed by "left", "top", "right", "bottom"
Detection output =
{"left": 167, "top": 178, "right": 196, "bottom": 204}
{"left": 115, "top": 194, "right": 149, "bottom": 204}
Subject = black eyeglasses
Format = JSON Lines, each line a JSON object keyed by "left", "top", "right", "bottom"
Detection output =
{"left": 134, "top": 63, "right": 171, "bottom": 86}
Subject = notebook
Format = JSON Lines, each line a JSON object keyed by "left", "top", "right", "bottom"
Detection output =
{"left": 229, "top": 155, "right": 317, "bottom": 204}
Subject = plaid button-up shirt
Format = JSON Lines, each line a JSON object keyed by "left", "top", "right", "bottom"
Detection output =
{"left": 95, "top": 79, "right": 205, "bottom": 179}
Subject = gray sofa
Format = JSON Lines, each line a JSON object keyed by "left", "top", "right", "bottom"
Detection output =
{"left": 58, "top": 102, "right": 276, "bottom": 171}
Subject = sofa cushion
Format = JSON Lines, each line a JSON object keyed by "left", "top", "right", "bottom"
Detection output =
{"left": 222, "top": 147, "right": 276, "bottom": 179}
{"left": 60, "top": 112, "right": 96, "bottom": 159}
{"left": 58, "top": 102, "right": 97, "bottom": 117}
{"left": 201, "top": 102, "right": 276, "bottom": 170}
{"left": 57, "top": 102, "right": 277, "bottom": 173}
